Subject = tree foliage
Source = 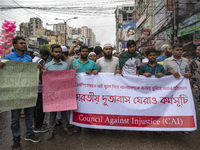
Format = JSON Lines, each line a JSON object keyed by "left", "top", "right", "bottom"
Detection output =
{"left": 39, "top": 44, "right": 50, "bottom": 50}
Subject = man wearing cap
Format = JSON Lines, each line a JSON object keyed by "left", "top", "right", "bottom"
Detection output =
{"left": 96, "top": 43, "right": 120, "bottom": 74}
{"left": 156, "top": 44, "right": 172, "bottom": 63}
{"left": 61, "top": 45, "right": 75, "bottom": 69}
{"left": 112, "top": 50, "right": 120, "bottom": 58}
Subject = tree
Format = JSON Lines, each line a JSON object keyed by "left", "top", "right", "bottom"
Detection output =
{"left": 39, "top": 44, "right": 50, "bottom": 50}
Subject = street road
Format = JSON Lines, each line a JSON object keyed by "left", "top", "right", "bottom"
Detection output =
{"left": 1, "top": 105, "right": 200, "bottom": 150}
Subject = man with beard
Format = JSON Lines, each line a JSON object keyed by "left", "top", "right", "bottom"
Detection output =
{"left": 70, "top": 45, "right": 98, "bottom": 133}
{"left": 46, "top": 44, "right": 56, "bottom": 63}
{"left": 45, "top": 44, "right": 73, "bottom": 140}
{"left": 61, "top": 46, "right": 75, "bottom": 69}
{"left": 96, "top": 43, "right": 120, "bottom": 74}
{"left": 139, "top": 49, "right": 166, "bottom": 77}
{"left": 71, "top": 45, "right": 98, "bottom": 74}
{"left": 156, "top": 44, "right": 172, "bottom": 64}
{"left": 119, "top": 40, "right": 141, "bottom": 75}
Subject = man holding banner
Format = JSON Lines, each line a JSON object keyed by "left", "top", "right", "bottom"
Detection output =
{"left": 45, "top": 44, "right": 73, "bottom": 140}
{"left": 163, "top": 43, "right": 191, "bottom": 79}
{"left": 119, "top": 40, "right": 141, "bottom": 75}
{"left": 163, "top": 43, "right": 191, "bottom": 135}
{"left": 71, "top": 45, "right": 98, "bottom": 74}
{"left": 0, "top": 36, "right": 40, "bottom": 150}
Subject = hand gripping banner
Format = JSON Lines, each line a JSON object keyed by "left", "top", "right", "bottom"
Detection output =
{"left": 70, "top": 73, "right": 197, "bottom": 131}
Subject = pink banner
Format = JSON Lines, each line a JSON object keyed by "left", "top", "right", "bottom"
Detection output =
{"left": 42, "top": 70, "right": 77, "bottom": 112}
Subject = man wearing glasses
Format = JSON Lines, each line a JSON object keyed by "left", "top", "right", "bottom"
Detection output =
{"left": 0, "top": 36, "right": 40, "bottom": 150}
{"left": 190, "top": 44, "right": 200, "bottom": 105}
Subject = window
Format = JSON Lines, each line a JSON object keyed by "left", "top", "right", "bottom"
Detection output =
{"left": 123, "top": 13, "right": 127, "bottom": 21}
{"left": 124, "top": 7, "right": 129, "bottom": 11}
{"left": 128, "top": 13, "right": 133, "bottom": 20}
{"left": 130, "top": 7, "right": 134, "bottom": 10}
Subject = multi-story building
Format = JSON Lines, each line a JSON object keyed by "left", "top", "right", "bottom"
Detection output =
{"left": 115, "top": 4, "right": 135, "bottom": 51}
{"left": 18, "top": 17, "right": 50, "bottom": 51}
{"left": 134, "top": 0, "right": 154, "bottom": 48}
{"left": 152, "top": 0, "right": 200, "bottom": 52}
{"left": 53, "top": 24, "right": 96, "bottom": 47}
{"left": 20, "top": 17, "right": 43, "bottom": 37}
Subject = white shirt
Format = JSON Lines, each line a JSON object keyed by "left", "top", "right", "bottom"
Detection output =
{"left": 96, "top": 57, "right": 119, "bottom": 73}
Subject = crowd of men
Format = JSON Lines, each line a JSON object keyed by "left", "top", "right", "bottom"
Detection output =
{"left": 0, "top": 36, "right": 200, "bottom": 150}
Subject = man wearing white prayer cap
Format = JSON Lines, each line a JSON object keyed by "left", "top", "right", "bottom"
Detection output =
{"left": 112, "top": 50, "right": 120, "bottom": 58}
{"left": 96, "top": 43, "right": 121, "bottom": 75}
{"left": 156, "top": 44, "right": 172, "bottom": 63}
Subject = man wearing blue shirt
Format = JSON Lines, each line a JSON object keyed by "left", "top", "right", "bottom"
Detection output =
{"left": 0, "top": 36, "right": 40, "bottom": 150}
{"left": 71, "top": 45, "right": 98, "bottom": 74}
{"left": 45, "top": 44, "right": 73, "bottom": 140}
{"left": 156, "top": 44, "right": 172, "bottom": 63}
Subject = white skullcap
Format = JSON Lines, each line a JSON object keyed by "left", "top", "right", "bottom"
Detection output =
{"left": 103, "top": 43, "right": 112, "bottom": 49}
{"left": 33, "top": 51, "right": 39, "bottom": 56}
{"left": 112, "top": 50, "right": 117, "bottom": 55}
{"left": 161, "top": 44, "right": 169, "bottom": 52}
{"left": 88, "top": 52, "right": 96, "bottom": 56}
{"left": 61, "top": 46, "right": 67, "bottom": 52}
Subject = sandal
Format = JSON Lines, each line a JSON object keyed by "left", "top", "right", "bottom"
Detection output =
{"left": 182, "top": 131, "right": 189, "bottom": 135}
{"left": 156, "top": 131, "right": 162, "bottom": 135}
{"left": 140, "top": 131, "right": 146, "bottom": 134}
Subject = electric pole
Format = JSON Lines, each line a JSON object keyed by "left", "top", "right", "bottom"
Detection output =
{"left": 173, "top": 0, "right": 179, "bottom": 45}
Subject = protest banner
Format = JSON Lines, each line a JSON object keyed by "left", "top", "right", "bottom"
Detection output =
{"left": 0, "top": 60, "right": 39, "bottom": 111}
{"left": 42, "top": 70, "right": 77, "bottom": 112}
{"left": 70, "top": 73, "right": 197, "bottom": 131}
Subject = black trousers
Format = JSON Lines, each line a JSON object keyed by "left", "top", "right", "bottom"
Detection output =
{"left": 34, "top": 93, "right": 45, "bottom": 129}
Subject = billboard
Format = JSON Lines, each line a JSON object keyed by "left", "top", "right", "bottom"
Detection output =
{"left": 122, "top": 20, "right": 135, "bottom": 41}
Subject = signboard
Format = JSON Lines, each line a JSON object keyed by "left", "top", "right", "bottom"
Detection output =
{"left": 136, "top": 14, "right": 146, "bottom": 28}
{"left": 122, "top": 41, "right": 128, "bottom": 49}
{"left": 42, "top": 70, "right": 77, "bottom": 112}
{"left": 178, "top": 22, "right": 200, "bottom": 37}
{"left": 133, "top": 11, "right": 137, "bottom": 23}
{"left": 194, "top": 30, "right": 200, "bottom": 44}
{"left": 29, "top": 39, "right": 34, "bottom": 45}
{"left": 143, "top": 29, "right": 149, "bottom": 35}
{"left": 166, "top": 0, "right": 173, "bottom": 11}
{"left": 157, "top": 34, "right": 166, "bottom": 40}
{"left": 148, "top": 44, "right": 155, "bottom": 49}
{"left": 122, "top": 20, "right": 135, "bottom": 41}
{"left": 152, "top": 16, "right": 171, "bottom": 35}
{"left": 0, "top": 60, "right": 39, "bottom": 111}
{"left": 166, "top": 28, "right": 173, "bottom": 35}
{"left": 155, "top": 41, "right": 170, "bottom": 50}
{"left": 70, "top": 73, "right": 197, "bottom": 131}
{"left": 180, "top": 13, "right": 200, "bottom": 29}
